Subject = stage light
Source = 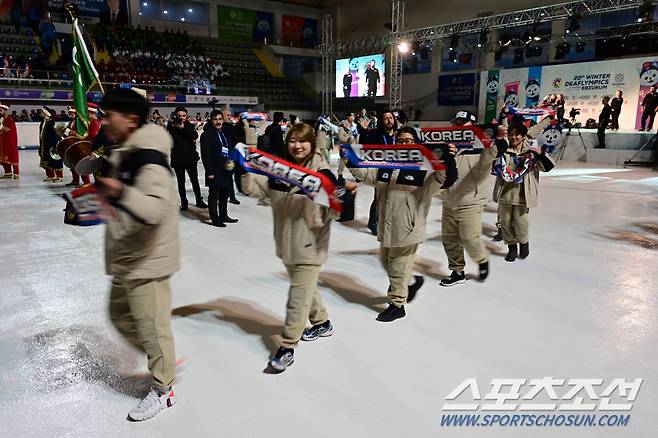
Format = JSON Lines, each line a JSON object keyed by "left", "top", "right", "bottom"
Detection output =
{"left": 188, "top": 8, "right": 193, "bottom": 13}
{"left": 163, "top": 10, "right": 168, "bottom": 14}
{"left": 499, "top": 34, "right": 512, "bottom": 46}
{"left": 398, "top": 41, "right": 410, "bottom": 53}
{"left": 637, "top": 0, "right": 654, "bottom": 22}
{"left": 477, "top": 29, "right": 488, "bottom": 48}
{"left": 566, "top": 14, "right": 581, "bottom": 34}
{"left": 143, "top": 2, "right": 147, "bottom": 6}
{"left": 449, "top": 50, "right": 457, "bottom": 63}
{"left": 181, "top": 17, "right": 186, "bottom": 22}
{"left": 449, "top": 34, "right": 459, "bottom": 51}
{"left": 576, "top": 42, "right": 585, "bottom": 53}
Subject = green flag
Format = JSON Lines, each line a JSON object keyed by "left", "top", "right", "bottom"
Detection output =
{"left": 71, "top": 18, "right": 103, "bottom": 137}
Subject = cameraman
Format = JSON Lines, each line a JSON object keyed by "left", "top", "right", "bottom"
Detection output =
{"left": 167, "top": 106, "right": 206, "bottom": 210}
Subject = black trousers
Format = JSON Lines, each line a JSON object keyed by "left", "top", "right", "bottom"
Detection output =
{"left": 597, "top": 126, "right": 606, "bottom": 148}
{"left": 208, "top": 186, "right": 230, "bottom": 224}
{"left": 174, "top": 165, "right": 203, "bottom": 205}
{"left": 343, "top": 86, "right": 351, "bottom": 98}
{"left": 610, "top": 112, "right": 620, "bottom": 130}
{"left": 368, "top": 190, "right": 378, "bottom": 228}
{"left": 641, "top": 110, "right": 656, "bottom": 130}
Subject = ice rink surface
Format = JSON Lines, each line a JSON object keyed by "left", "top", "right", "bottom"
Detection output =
{"left": 1, "top": 150, "right": 657, "bottom": 438}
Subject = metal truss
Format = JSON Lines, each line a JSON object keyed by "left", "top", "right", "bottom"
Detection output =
{"left": 399, "top": 0, "right": 644, "bottom": 42}
{"left": 389, "top": 0, "right": 404, "bottom": 109}
{"left": 334, "top": 0, "right": 644, "bottom": 57}
{"left": 321, "top": 13, "right": 334, "bottom": 116}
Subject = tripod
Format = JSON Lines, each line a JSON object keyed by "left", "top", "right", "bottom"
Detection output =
{"left": 556, "top": 118, "right": 587, "bottom": 163}
{"left": 623, "top": 131, "right": 657, "bottom": 168}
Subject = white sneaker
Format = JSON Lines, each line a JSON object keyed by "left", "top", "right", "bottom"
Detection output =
{"left": 127, "top": 387, "right": 176, "bottom": 421}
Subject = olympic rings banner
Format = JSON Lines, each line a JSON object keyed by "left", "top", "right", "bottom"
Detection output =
{"left": 478, "top": 56, "right": 658, "bottom": 130}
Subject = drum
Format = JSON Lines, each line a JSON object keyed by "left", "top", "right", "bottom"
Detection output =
{"left": 56, "top": 136, "right": 102, "bottom": 175}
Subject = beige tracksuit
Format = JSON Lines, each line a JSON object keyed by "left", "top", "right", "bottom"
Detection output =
{"left": 243, "top": 152, "right": 336, "bottom": 349}
{"left": 349, "top": 166, "right": 448, "bottom": 307}
{"left": 441, "top": 145, "right": 498, "bottom": 272}
{"left": 105, "top": 124, "right": 180, "bottom": 390}
{"left": 492, "top": 139, "right": 553, "bottom": 244}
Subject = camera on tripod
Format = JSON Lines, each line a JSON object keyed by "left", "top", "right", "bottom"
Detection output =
{"left": 569, "top": 107, "right": 581, "bottom": 120}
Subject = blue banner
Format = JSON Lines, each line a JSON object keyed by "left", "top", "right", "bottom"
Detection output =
{"left": 302, "top": 18, "right": 318, "bottom": 48}
{"left": 525, "top": 66, "right": 542, "bottom": 107}
{"left": 437, "top": 73, "right": 476, "bottom": 106}
{"left": 254, "top": 11, "right": 274, "bottom": 43}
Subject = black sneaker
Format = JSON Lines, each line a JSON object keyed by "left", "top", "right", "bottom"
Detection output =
{"left": 367, "top": 223, "right": 377, "bottom": 236}
{"left": 229, "top": 198, "right": 241, "bottom": 205}
{"left": 269, "top": 347, "right": 294, "bottom": 372}
{"left": 180, "top": 201, "right": 188, "bottom": 211}
{"left": 479, "top": 261, "right": 489, "bottom": 282}
{"left": 221, "top": 217, "right": 238, "bottom": 223}
{"left": 440, "top": 271, "right": 466, "bottom": 287}
{"left": 301, "top": 320, "right": 333, "bottom": 341}
{"left": 492, "top": 229, "right": 503, "bottom": 241}
{"left": 407, "top": 275, "right": 424, "bottom": 303}
{"left": 519, "top": 242, "right": 529, "bottom": 259}
{"left": 211, "top": 221, "right": 226, "bottom": 228}
{"left": 505, "top": 244, "right": 518, "bottom": 262}
{"left": 376, "top": 304, "right": 406, "bottom": 322}
{"left": 195, "top": 200, "right": 208, "bottom": 208}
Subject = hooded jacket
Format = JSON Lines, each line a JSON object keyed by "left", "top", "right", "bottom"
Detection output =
{"left": 492, "top": 139, "right": 554, "bottom": 208}
{"left": 349, "top": 161, "right": 456, "bottom": 248}
{"left": 242, "top": 151, "right": 337, "bottom": 265}
{"left": 441, "top": 145, "right": 498, "bottom": 209}
{"left": 104, "top": 123, "right": 180, "bottom": 280}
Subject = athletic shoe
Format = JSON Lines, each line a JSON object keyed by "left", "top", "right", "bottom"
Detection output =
{"left": 195, "top": 200, "right": 207, "bottom": 208}
{"left": 367, "top": 223, "right": 377, "bottom": 236}
{"left": 440, "top": 271, "right": 466, "bottom": 287}
{"left": 301, "top": 320, "right": 333, "bottom": 341}
{"left": 407, "top": 275, "right": 425, "bottom": 303}
{"left": 492, "top": 229, "right": 503, "bottom": 241}
{"left": 229, "top": 198, "right": 241, "bottom": 205}
{"left": 269, "top": 347, "right": 294, "bottom": 372}
{"left": 479, "top": 261, "right": 489, "bottom": 282}
{"left": 180, "top": 201, "right": 188, "bottom": 211}
{"left": 211, "top": 221, "right": 226, "bottom": 228}
{"left": 12, "top": 174, "right": 19, "bottom": 180}
{"left": 519, "top": 243, "right": 529, "bottom": 259}
{"left": 127, "top": 387, "right": 176, "bottom": 422}
{"left": 1, "top": 174, "right": 14, "bottom": 179}
{"left": 505, "top": 244, "right": 518, "bottom": 262}
{"left": 376, "top": 304, "right": 406, "bottom": 322}
{"left": 221, "top": 217, "right": 238, "bottom": 223}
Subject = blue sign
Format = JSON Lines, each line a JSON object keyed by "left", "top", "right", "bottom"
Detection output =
{"left": 438, "top": 73, "right": 476, "bottom": 106}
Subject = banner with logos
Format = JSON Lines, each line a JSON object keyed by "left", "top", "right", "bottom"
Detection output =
{"left": 48, "top": 0, "right": 128, "bottom": 23}
{"left": 0, "top": 89, "right": 258, "bottom": 105}
{"left": 217, "top": 5, "right": 274, "bottom": 43}
{"left": 478, "top": 56, "right": 658, "bottom": 130}
{"left": 282, "top": 15, "right": 317, "bottom": 48}
{"left": 437, "top": 73, "right": 476, "bottom": 106}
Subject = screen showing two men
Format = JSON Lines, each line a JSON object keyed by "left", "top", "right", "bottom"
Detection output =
{"left": 335, "top": 54, "right": 386, "bottom": 98}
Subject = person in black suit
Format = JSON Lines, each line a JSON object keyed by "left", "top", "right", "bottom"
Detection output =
{"left": 640, "top": 85, "right": 658, "bottom": 131}
{"left": 610, "top": 90, "right": 623, "bottom": 131}
{"left": 99, "top": 0, "right": 129, "bottom": 27}
{"left": 167, "top": 106, "right": 206, "bottom": 210}
{"left": 596, "top": 96, "right": 612, "bottom": 149}
{"left": 342, "top": 69, "right": 352, "bottom": 97}
{"left": 201, "top": 110, "right": 238, "bottom": 227}
{"left": 264, "top": 111, "right": 285, "bottom": 157}
{"left": 219, "top": 106, "right": 243, "bottom": 204}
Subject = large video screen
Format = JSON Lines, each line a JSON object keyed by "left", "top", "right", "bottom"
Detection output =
{"left": 335, "top": 54, "right": 386, "bottom": 98}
